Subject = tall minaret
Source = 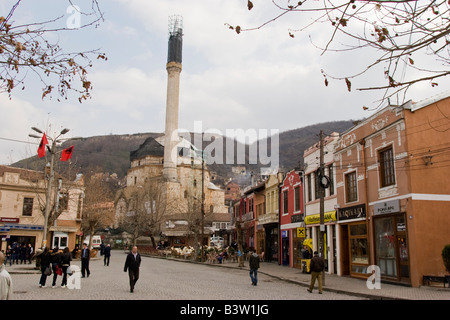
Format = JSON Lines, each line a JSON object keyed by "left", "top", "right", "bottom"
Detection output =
{"left": 163, "top": 15, "right": 183, "bottom": 182}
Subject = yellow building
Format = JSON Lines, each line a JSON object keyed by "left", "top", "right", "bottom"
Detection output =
{"left": 0, "top": 165, "right": 84, "bottom": 253}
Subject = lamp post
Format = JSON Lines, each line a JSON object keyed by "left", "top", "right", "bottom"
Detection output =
{"left": 29, "top": 127, "right": 70, "bottom": 248}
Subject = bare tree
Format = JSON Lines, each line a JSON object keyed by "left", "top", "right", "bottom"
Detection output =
{"left": 228, "top": 0, "right": 450, "bottom": 106}
{"left": 81, "top": 175, "right": 115, "bottom": 249}
{"left": 117, "top": 179, "right": 168, "bottom": 247}
{"left": 30, "top": 170, "right": 84, "bottom": 240}
{"left": 0, "top": 0, "right": 106, "bottom": 102}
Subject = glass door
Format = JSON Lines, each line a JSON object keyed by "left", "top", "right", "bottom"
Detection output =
{"left": 396, "top": 215, "right": 409, "bottom": 282}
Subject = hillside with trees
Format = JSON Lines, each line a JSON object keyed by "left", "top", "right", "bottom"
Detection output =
{"left": 13, "top": 120, "right": 355, "bottom": 187}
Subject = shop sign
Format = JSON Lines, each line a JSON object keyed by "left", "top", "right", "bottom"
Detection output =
{"left": 374, "top": 199, "right": 399, "bottom": 215}
{"left": 281, "top": 230, "right": 289, "bottom": 238}
{"left": 0, "top": 217, "right": 19, "bottom": 223}
{"left": 291, "top": 214, "right": 304, "bottom": 223}
{"left": 338, "top": 204, "right": 366, "bottom": 221}
{"left": 304, "top": 211, "right": 336, "bottom": 225}
{"left": 297, "top": 227, "right": 305, "bottom": 238}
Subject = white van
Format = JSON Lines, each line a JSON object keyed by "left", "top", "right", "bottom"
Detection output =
{"left": 84, "top": 235, "right": 102, "bottom": 249}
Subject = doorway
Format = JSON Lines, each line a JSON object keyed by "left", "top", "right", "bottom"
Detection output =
{"left": 281, "top": 234, "right": 290, "bottom": 266}
{"left": 340, "top": 224, "right": 350, "bottom": 275}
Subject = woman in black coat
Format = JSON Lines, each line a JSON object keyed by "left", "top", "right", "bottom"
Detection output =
{"left": 50, "top": 247, "right": 62, "bottom": 288}
{"left": 60, "top": 247, "right": 72, "bottom": 288}
{"left": 38, "top": 247, "right": 51, "bottom": 288}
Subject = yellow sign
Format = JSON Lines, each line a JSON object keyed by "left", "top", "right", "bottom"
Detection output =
{"left": 297, "top": 227, "right": 305, "bottom": 238}
{"left": 304, "top": 211, "right": 336, "bottom": 225}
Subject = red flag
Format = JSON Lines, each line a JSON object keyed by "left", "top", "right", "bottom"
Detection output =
{"left": 37, "top": 133, "right": 48, "bottom": 158}
{"left": 60, "top": 146, "right": 74, "bottom": 161}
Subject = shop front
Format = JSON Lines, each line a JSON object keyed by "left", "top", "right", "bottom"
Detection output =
{"left": 373, "top": 200, "right": 410, "bottom": 284}
{"left": 338, "top": 204, "right": 369, "bottom": 278}
{"left": 304, "top": 210, "right": 337, "bottom": 273}
{"left": 0, "top": 222, "right": 43, "bottom": 253}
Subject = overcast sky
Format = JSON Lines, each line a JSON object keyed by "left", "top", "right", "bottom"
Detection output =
{"left": 1, "top": 0, "right": 448, "bottom": 165}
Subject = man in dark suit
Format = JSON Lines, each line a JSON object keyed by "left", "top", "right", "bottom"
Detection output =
{"left": 81, "top": 243, "right": 90, "bottom": 278}
{"left": 124, "top": 246, "right": 141, "bottom": 293}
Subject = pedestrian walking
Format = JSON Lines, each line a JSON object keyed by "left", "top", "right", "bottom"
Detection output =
{"left": 124, "top": 246, "right": 141, "bottom": 293}
{"left": 20, "top": 244, "right": 27, "bottom": 264}
{"left": 249, "top": 248, "right": 260, "bottom": 286}
{"left": 37, "top": 247, "right": 51, "bottom": 288}
{"left": 27, "top": 244, "right": 34, "bottom": 264}
{"left": 60, "top": 247, "right": 72, "bottom": 288}
{"left": 81, "top": 243, "right": 90, "bottom": 278}
{"left": 103, "top": 244, "right": 111, "bottom": 266}
{"left": 50, "top": 247, "right": 62, "bottom": 288}
{"left": 12, "top": 243, "right": 19, "bottom": 264}
{"left": 5, "top": 245, "right": 12, "bottom": 266}
{"left": 307, "top": 251, "right": 325, "bottom": 294}
{"left": 0, "top": 252, "right": 13, "bottom": 300}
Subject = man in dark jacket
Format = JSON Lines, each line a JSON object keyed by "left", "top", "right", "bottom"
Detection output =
{"left": 248, "top": 248, "right": 260, "bottom": 286}
{"left": 81, "top": 243, "right": 90, "bottom": 278}
{"left": 307, "top": 251, "right": 325, "bottom": 294}
{"left": 124, "top": 246, "right": 141, "bottom": 293}
{"left": 103, "top": 244, "right": 111, "bottom": 266}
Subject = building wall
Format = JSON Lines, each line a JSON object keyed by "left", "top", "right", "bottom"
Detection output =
{"left": 279, "top": 170, "right": 303, "bottom": 267}
{"left": 0, "top": 166, "right": 83, "bottom": 252}
{"left": 403, "top": 96, "right": 450, "bottom": 286}
{"left": 304, "top": 134, "right": 338, "bottom": 273}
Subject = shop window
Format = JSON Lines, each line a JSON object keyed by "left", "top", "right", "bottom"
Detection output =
{"left": 379, "top": 146, "right": 395, "bottom": 187}
{"left": 53, "top": 233, "right": 68, "bottom": 249}
{"left": 22, "top": 197, "right": 33, "bottom": 216}
{"left": 345, "top": 171, "right": 357, "bottom": 203}
{"left": 349, "top": 223, "right": 369, "bottom": 274}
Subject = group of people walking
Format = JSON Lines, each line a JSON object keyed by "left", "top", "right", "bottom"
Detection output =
{"left": 35, "top": 242, "right": 141, "bottom": 293}
{"left": 37, "top": 246, "right": 72, "bottom": 288}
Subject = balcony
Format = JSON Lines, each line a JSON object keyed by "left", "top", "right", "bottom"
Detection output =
{"left": 258, "top": 213, "right": 279, "bottom": 225}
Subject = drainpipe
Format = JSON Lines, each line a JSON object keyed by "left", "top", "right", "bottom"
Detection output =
{"left": 359, "top": 138, "right": 372, "bottom": 266}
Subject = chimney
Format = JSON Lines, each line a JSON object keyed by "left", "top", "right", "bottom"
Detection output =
{"left": 163, "top": 15, "right": 183, "bottom": 182}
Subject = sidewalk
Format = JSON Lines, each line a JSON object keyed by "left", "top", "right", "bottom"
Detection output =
{"left": 209, "top": 260, "right": 450, "bottom": 300}
{"left": 5, "top": 257, "right": 450, "bottom": 300}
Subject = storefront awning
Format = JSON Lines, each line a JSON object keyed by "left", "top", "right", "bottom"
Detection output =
{"left": 49, "top": 226, "right": 79, "bottom": 233}
{"left": 304, "top": 211, "right": 336, "bottom": 225}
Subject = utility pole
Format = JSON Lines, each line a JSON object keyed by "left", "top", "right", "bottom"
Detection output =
{"left": 201, "top": 150, "right": 205, "bottom": 262}
{"left": 319, "top": 130, "right": 326, "bottom": 285}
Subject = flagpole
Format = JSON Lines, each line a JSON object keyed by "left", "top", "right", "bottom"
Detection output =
{"left": 42, "top": 140, "right": 56, "bottom": 247}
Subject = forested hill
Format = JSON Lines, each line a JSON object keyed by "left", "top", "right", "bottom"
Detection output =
{"left": 12, "top": 120, "right": 355, "bottom": 186}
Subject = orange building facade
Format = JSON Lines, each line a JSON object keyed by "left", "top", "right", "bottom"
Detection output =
{"left": 334, "top": 92, "right": 450, "bottom": 287}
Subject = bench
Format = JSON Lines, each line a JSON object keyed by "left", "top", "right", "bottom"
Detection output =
{"left": 423, "top": 275, "right": 449, "bottom": 288}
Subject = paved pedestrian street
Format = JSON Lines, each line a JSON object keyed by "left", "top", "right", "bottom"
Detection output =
{"left": 9, "top": 251, "right": 363, "bottom": 301}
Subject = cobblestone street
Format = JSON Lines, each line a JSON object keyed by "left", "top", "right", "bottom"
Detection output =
{"left": 9, "top": 251, "right": 363, "bottom": 300}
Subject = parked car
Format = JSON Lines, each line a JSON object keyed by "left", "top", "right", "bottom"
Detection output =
{"left": 210, "top": 236, "right": 224, "bottom": 247}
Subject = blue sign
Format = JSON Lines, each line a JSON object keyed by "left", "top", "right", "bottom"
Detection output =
{"left": 281, "top": 230, "right": 288, "bottom": 238}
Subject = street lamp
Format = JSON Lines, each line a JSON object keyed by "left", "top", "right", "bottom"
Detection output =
{"left": 29, "top": 127, "right": 71, "bottom": 248}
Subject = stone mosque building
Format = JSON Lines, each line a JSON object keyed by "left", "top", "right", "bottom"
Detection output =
{"left": 115, "top": 16, "right": 228, "bottom": 248}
